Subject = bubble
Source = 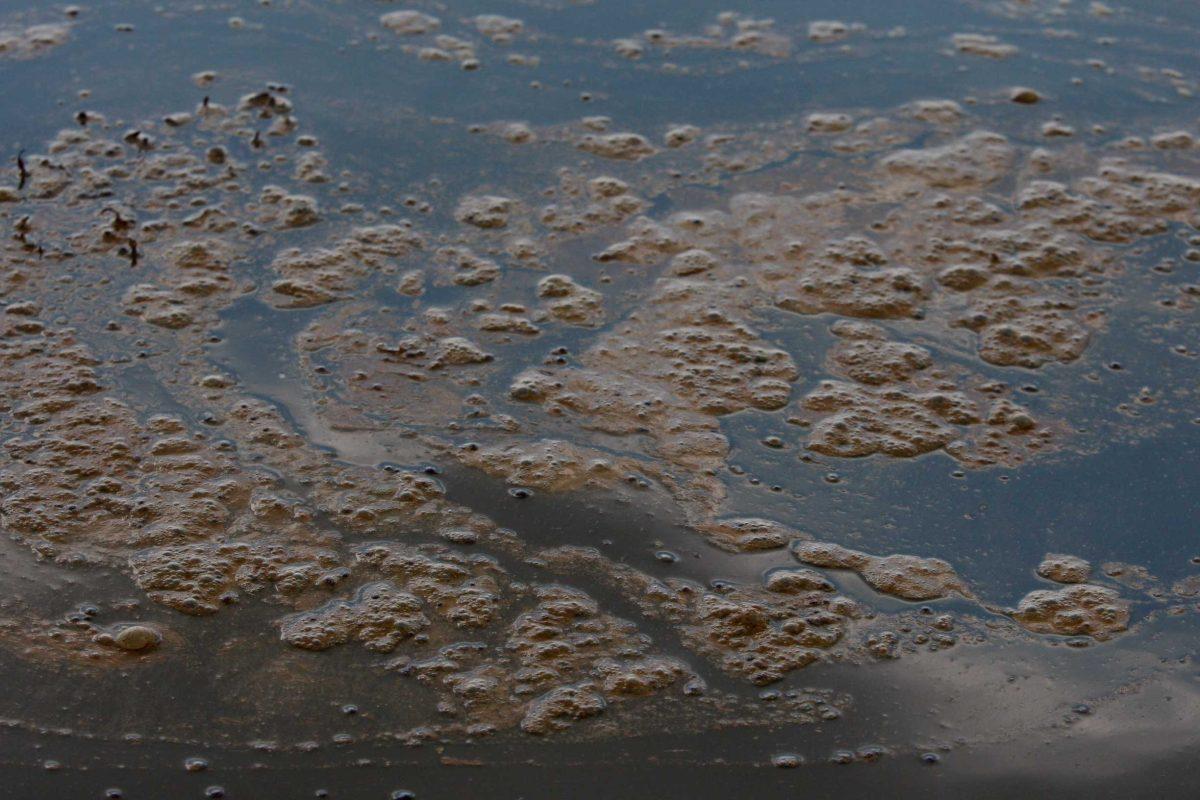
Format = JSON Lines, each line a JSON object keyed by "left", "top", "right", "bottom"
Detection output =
{"left": 1010, "top": 87, "right": 1042, "bottom": 104}
{"left": 113, "top": 624, "right": 161, "bottom": 651}
{"left": 857, "top": 745, "right": 885, "bottom": 762}
{"left": 772, "top": 753, "right": 802, "bottom": 768}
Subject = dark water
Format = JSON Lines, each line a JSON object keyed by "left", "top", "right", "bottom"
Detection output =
{"left": 1, "top": 0, "right": 1200, "bottom": 797}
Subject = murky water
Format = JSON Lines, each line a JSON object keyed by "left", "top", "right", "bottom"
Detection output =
{"left": 1, "top": 0, "right": 1199, "bottom": 797}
